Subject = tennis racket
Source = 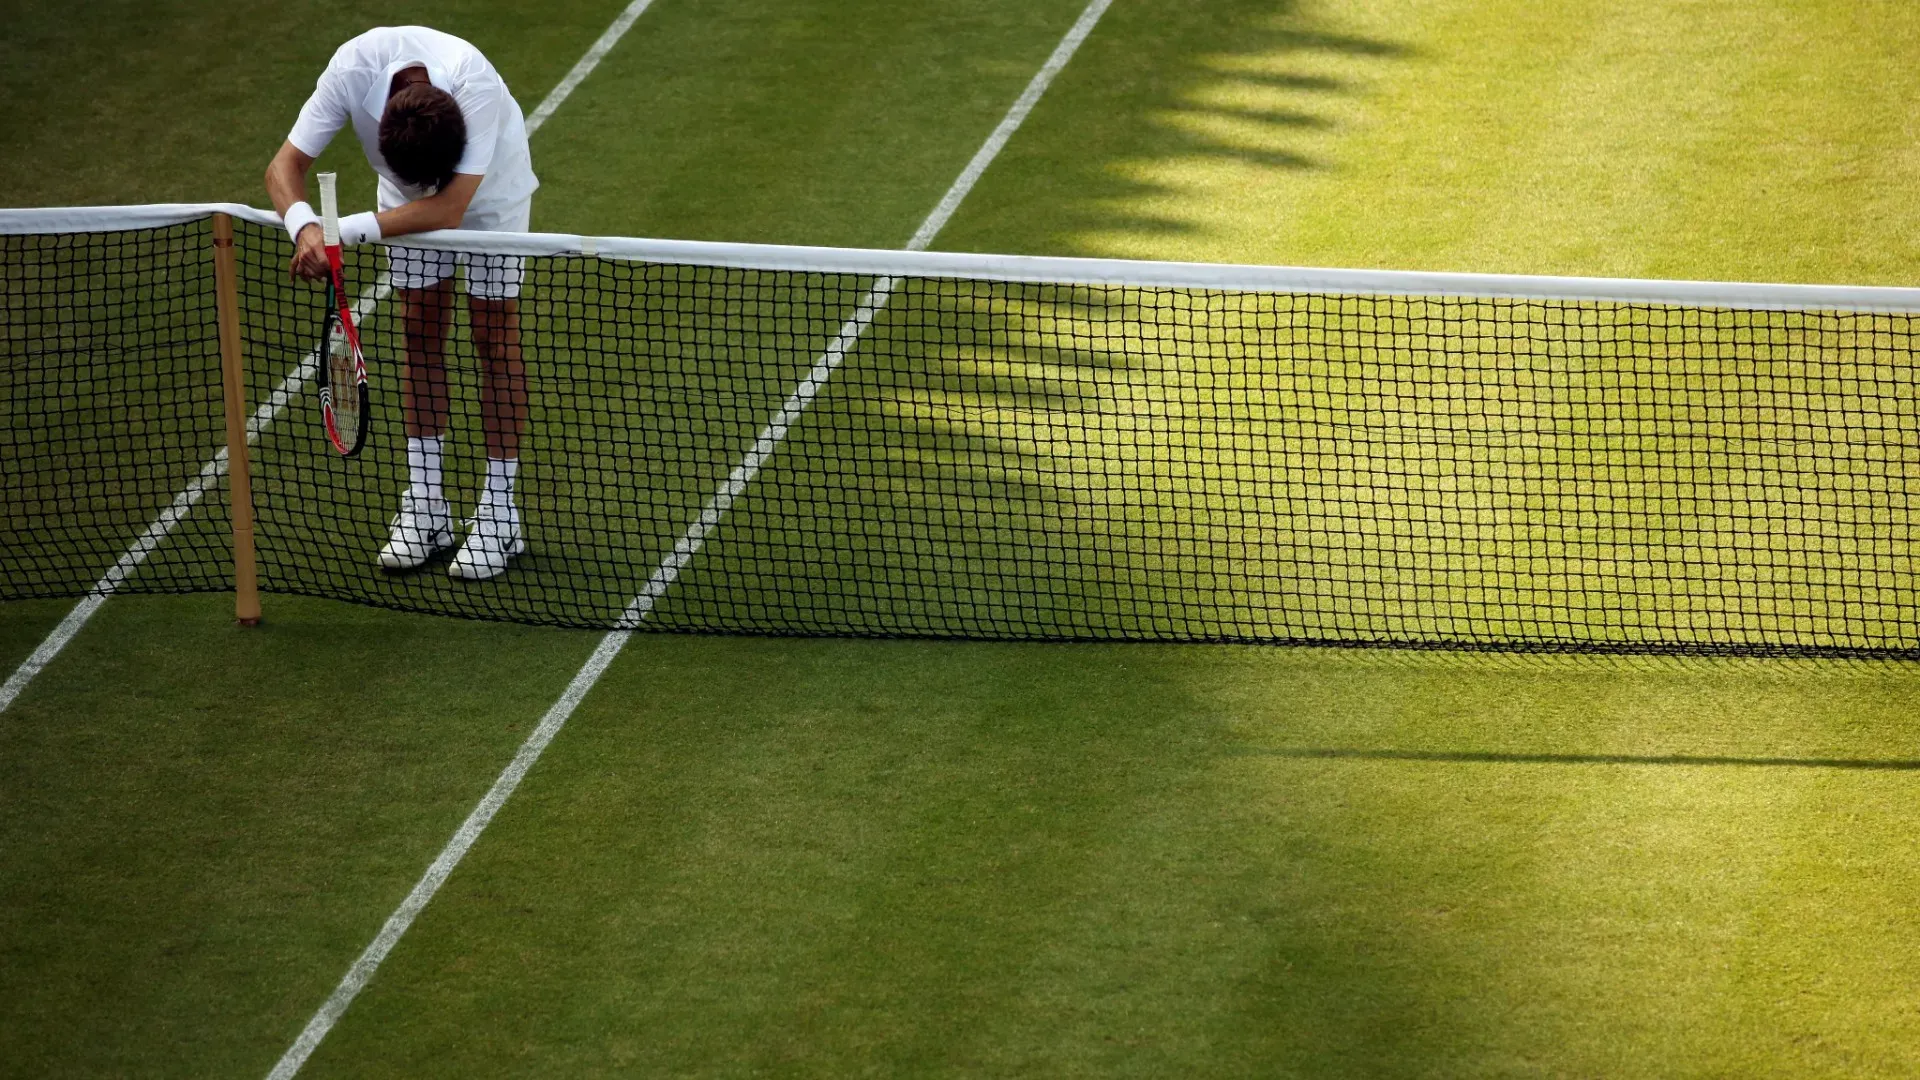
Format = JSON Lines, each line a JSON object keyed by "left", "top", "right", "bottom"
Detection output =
{"left": 315, "top": 171, "right": 370, "bottom": 457}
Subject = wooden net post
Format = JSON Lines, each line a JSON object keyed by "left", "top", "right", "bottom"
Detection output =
{"left": 212, "top": 212, "right": 262, "bottom": 626}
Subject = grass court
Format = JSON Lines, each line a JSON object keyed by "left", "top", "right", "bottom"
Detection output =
{"left": 4, "top": 0, "right": 1920, "bottom": 1075}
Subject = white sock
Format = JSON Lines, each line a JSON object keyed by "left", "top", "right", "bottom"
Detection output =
{"left": 407, "top": 435, "right": 445, "bottom": 504}
{"left": 483, "top": 457, "right": 519, "bottom": 516}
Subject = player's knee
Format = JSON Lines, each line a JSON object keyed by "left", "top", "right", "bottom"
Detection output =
{"left": 468, "top": 301, "right": 521, "bottom": 355}
{"left": 483, "top": 357, "right": 527, "bottom": 394}
{"left": 401, "top": 284, "right": 453, "bottom": 325}
{"left": 471, "top": 323, "right": 516, "bottom": 358}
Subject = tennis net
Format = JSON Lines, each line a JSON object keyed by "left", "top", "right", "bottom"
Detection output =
{"left": 3, "top": 204, "right": 1916, "bottom": 656}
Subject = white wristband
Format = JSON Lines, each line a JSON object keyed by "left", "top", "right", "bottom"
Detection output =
{"left": 339, "top": 211, "right": 383, "bottom": 247}
{"left": 283, "top": 201, "right": 321, "bottom": 244}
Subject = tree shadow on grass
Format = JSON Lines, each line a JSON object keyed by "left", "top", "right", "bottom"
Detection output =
{"left": 939, "top": 0, "right": 1415, "bottom": 256}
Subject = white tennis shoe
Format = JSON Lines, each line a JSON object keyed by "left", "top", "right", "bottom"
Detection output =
{"left": 449, "top": 505, "right": 526, "bottom": 581}
{"left": 378, "top": 491, "right": 455, "bottom": 570}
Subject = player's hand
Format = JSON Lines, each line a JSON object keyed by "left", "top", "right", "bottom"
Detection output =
{"left": 289, "top": 223, "right": 329, "bottom": 281}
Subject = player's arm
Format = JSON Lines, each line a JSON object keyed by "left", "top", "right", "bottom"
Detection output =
{"left": 265, "top": 140, "right": 328, "bottom": 279}
{"left": 370, "top": 173, "right": 484, "bottom": 238}
{"left": 271, "top": 50, "right": 351, "bottom": 282}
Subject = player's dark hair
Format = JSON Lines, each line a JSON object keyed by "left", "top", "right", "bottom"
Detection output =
{"left": 379, "top": 85, "right": 466, "bottom": 192}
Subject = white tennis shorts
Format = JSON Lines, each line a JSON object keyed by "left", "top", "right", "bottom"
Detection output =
{"left": 381, "top": 197, "right": 532, "bottom": 301}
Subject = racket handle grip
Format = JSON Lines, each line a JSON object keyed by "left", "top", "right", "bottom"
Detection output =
{"left": 318, "top": 172, "right": 340, "bottom": 246}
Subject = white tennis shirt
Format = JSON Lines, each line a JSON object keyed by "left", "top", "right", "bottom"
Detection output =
{"left": 287, "top": 26, "right": 538, "bottom": 217}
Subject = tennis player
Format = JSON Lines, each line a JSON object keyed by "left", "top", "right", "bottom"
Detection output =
{"left": 264, "top": 25, "right": 537, "bottom": 581}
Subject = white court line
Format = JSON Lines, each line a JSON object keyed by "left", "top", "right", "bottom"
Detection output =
{"left": 261, "top": 629, "right": 629, "bottom": 1080}
{"left": 0, "top": 0, "right": 644, "bottom": 715}
{"left": 907, "top": 0, "right": 1113, "bottom": 253}
{"left": 262, "top": 1, "right": 1115, "bottom": 1075}
{"left": 615, "top": 278, "right": 894, "bottom": 627}
{"left": 526, "top": 0, "right": 661, "bottom": 133}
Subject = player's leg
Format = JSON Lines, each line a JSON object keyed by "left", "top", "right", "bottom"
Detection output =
{"left": 448, "top": 251, "right": 529, "bottom": 580}
{"left": 472, "top": 296, "right": 527, "bottom": 458}
{"left": 379, "top": 248, "right": 460, "bottom": 569}
{"left": 403, "top": 279, "right": 456, "bottom": 440}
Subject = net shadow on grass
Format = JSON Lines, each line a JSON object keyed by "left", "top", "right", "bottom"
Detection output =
{"left": 1228, "top": 746, "right": 1920, "bottom": 771}
{"left": 1189, "top": 644, "right": 1920, "bottom": 678}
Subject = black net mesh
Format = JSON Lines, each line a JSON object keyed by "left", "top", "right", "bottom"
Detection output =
{"left": 5, "top": 214, "right": 1916, "bottom": 656}
{"left": 1, "top": 223, "right": 233, "bottom": 598}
